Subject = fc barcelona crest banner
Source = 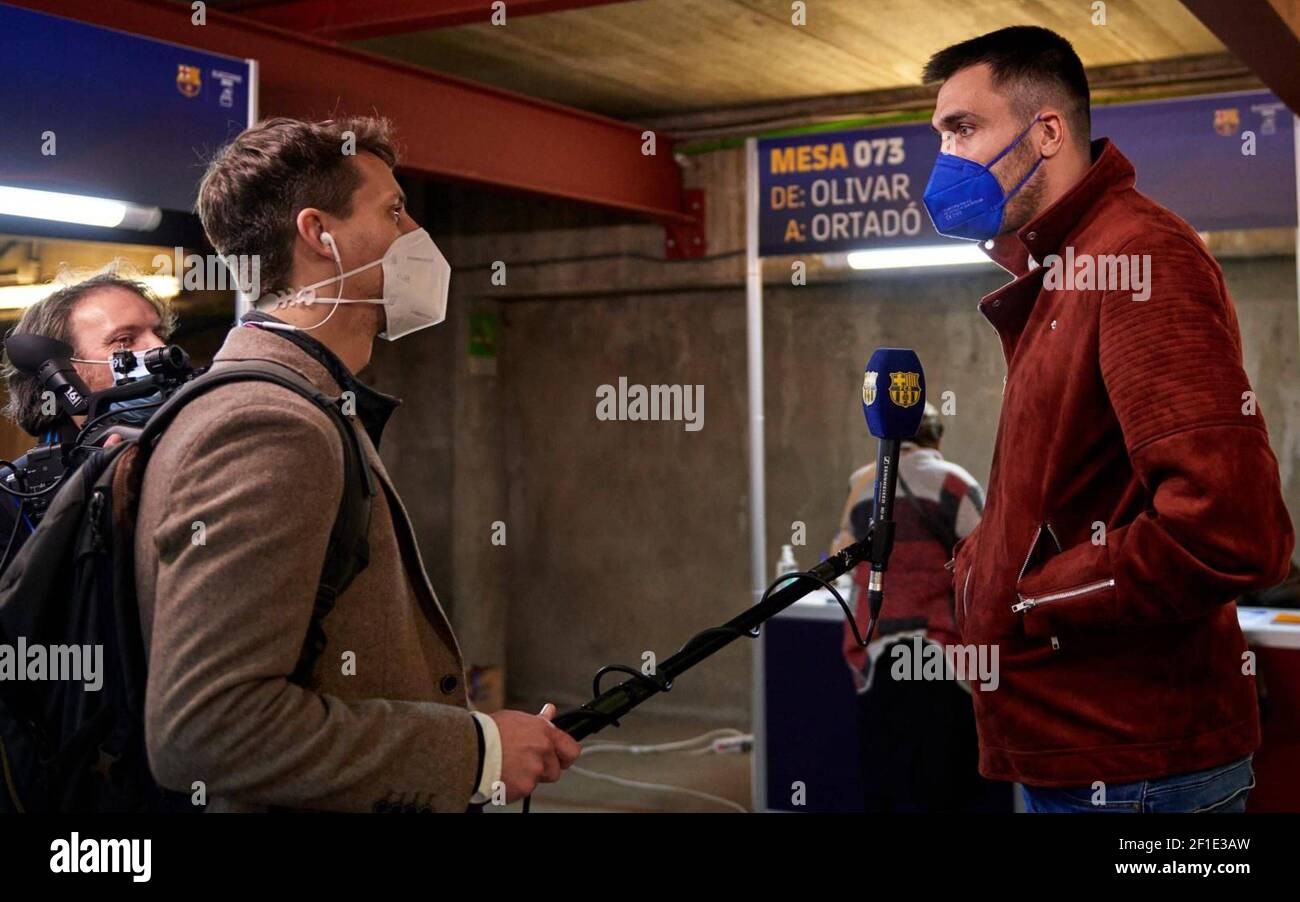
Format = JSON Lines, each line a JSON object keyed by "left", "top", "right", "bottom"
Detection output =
{"left": 758, "top": 89, "right": 1294, "bottom": 256}
{"left": 0, "top": 2, "right": 256, "bottom": 214}
{"left": 176, "top": 64, "right": 203, "bottom": 99}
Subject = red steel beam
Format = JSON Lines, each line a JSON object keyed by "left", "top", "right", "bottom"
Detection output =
{"left": 228, "top": 0, "right": 640, "bottom": 41}
{"left": 1180, "top": 0, "right": 1300, "bottom": 115}
{"left": 8, "top": 0, "right": 689, "bottom": 222}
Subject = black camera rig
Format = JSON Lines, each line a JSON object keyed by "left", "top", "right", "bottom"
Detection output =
{"left": 1, "top": 334, "right": 201, "bottom": 529}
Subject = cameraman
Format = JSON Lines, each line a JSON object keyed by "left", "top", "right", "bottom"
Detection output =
{"left": 0, "top": 273, "right": 173, "bottom": 563}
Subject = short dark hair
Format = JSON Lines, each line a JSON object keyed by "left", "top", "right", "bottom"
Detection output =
{"left": 2, "top": 274, "right": 176, "bottom": 435}
{"left": 913, "top": 402, "right": 943, "bottom": 449}
{"left": 197, "top": 116, "right": 399, "bottom": 296}
{"left": 922, "top": 26, "right": 1091, "bottom": 148}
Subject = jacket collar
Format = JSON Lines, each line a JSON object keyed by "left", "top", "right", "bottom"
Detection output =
{"left": 982, "top": 138, "right": 1135, "bottom": 276}
{"left": 216, "top": 313, "right": 400, "bottom": 447}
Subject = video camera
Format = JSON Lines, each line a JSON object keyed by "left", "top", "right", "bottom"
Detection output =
{"left": 1, "top": 333, "right": 201, "bottom": 526}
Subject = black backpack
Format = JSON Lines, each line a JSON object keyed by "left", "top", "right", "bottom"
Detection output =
{"left": 0, "top": 361, "right": 373, "bottom": 813}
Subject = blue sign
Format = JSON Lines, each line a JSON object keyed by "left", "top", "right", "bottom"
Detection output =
{"left": 1101, "top": 91, "right": 1294, "bottom": 234}
{"left": 758, "top": 90, "right": 1296, "bottom": 256}
{"left": 759, "top": 123, "right": 937, "bottom": 256}
{"left": 0, "top": 2, "right": 255, "bottom": 213}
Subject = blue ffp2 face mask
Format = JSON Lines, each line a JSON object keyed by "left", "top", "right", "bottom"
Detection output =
{"left": 922, "top": 117, "right": 1043, "bottom": 241}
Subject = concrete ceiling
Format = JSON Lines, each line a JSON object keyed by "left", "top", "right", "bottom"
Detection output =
{"left": 348, "top": 0, "right": 1228, "bottom": 119}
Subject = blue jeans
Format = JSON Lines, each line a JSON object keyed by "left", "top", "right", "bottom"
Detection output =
{"left": 1020, "top": 756, "right": 1254, "bottom": 813}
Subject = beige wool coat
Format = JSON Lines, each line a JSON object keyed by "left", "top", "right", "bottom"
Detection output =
{"left": 133, "top": 324, "right": 479, "bottom": 812}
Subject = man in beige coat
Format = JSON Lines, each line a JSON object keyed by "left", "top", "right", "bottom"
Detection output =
{"left": 134, "top": 115, "right": 579, "bottom": 812}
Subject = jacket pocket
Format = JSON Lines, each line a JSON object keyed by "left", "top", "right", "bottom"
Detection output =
{"left": 1014, "top": 577, "right": 1119, "bottom": 640}
{"left": 1010, "top": 520, "right": 1070, "bottom": 647}
{"left": 1011, "top": 578, "right": 1115, "bottom": 614}
{"left": 1011, "top": 519, "right": 1118, "bottom": 639}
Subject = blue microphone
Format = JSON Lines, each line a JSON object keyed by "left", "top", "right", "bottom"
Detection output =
{"left": 859, "top": 348, "right": 926, "bottom": 628}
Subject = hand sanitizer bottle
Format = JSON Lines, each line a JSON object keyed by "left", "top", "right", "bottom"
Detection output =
{"left": 775, "top": 544, "right": 798, "bottom": 580}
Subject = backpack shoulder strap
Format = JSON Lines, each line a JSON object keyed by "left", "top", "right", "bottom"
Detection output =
{"left": 896, "top": 472, "right": 959, "bottom": 556}
{"left": 138, "top": 360, "right": 374, "bottom": 684}
{"left": 896, "top": 472, "right": 962, "bottom": 624}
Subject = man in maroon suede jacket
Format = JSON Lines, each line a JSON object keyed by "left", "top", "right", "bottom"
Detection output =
{"left": 922, "top": 26, "right": 1293, "bottom": 812}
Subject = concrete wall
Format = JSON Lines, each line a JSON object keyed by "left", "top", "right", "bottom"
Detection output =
{"left": 373, "top": 147, "right": 1300, "bottom": 721}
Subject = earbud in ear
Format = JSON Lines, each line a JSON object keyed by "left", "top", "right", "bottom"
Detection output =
{"left": 320, "top": 231, "right": 341, "bottom": 264}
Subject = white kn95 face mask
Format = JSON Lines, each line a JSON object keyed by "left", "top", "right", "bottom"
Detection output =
{"left": 256, "top": 228, "right": 450, "bottom": 341}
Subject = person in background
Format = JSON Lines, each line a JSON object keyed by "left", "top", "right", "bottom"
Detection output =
{"left": 831, "top": 402, "right": 1009, "bottom": 812}
{"left": 0, "top": 271, "right": 173, "bottom": 570}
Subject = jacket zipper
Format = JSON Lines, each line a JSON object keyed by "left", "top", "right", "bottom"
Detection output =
{"left": 1042, "top": 523, "right": 1065, "bottom": 651}
{"left": 962, "top": 568, "right": 973, "bottom": 620}
{"left": 1017, "top": 525, "right": 1043, "bottom": 582}
{"left": 1012, "top": 578, "right": 1115, "bottom": 613}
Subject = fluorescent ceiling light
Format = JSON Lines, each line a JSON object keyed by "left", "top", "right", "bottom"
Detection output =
{"left": 0, "top": 275, "right": 181, "bottom": 311}
{"left": 845, "top": 243, "right": 993, "bottom": 271}
{"left": 0, "top": 185, "right": 162, "bottom": 231}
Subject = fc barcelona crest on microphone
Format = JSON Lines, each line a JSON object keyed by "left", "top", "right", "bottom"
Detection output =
{"left": 889, "top": 371, "right": 921, "bottom": 407}
{"left": 177, "top": 64, "right": 202, "bottom": 98}
{"left": 862, "top": 370, "right": 878, "bottom": 406}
